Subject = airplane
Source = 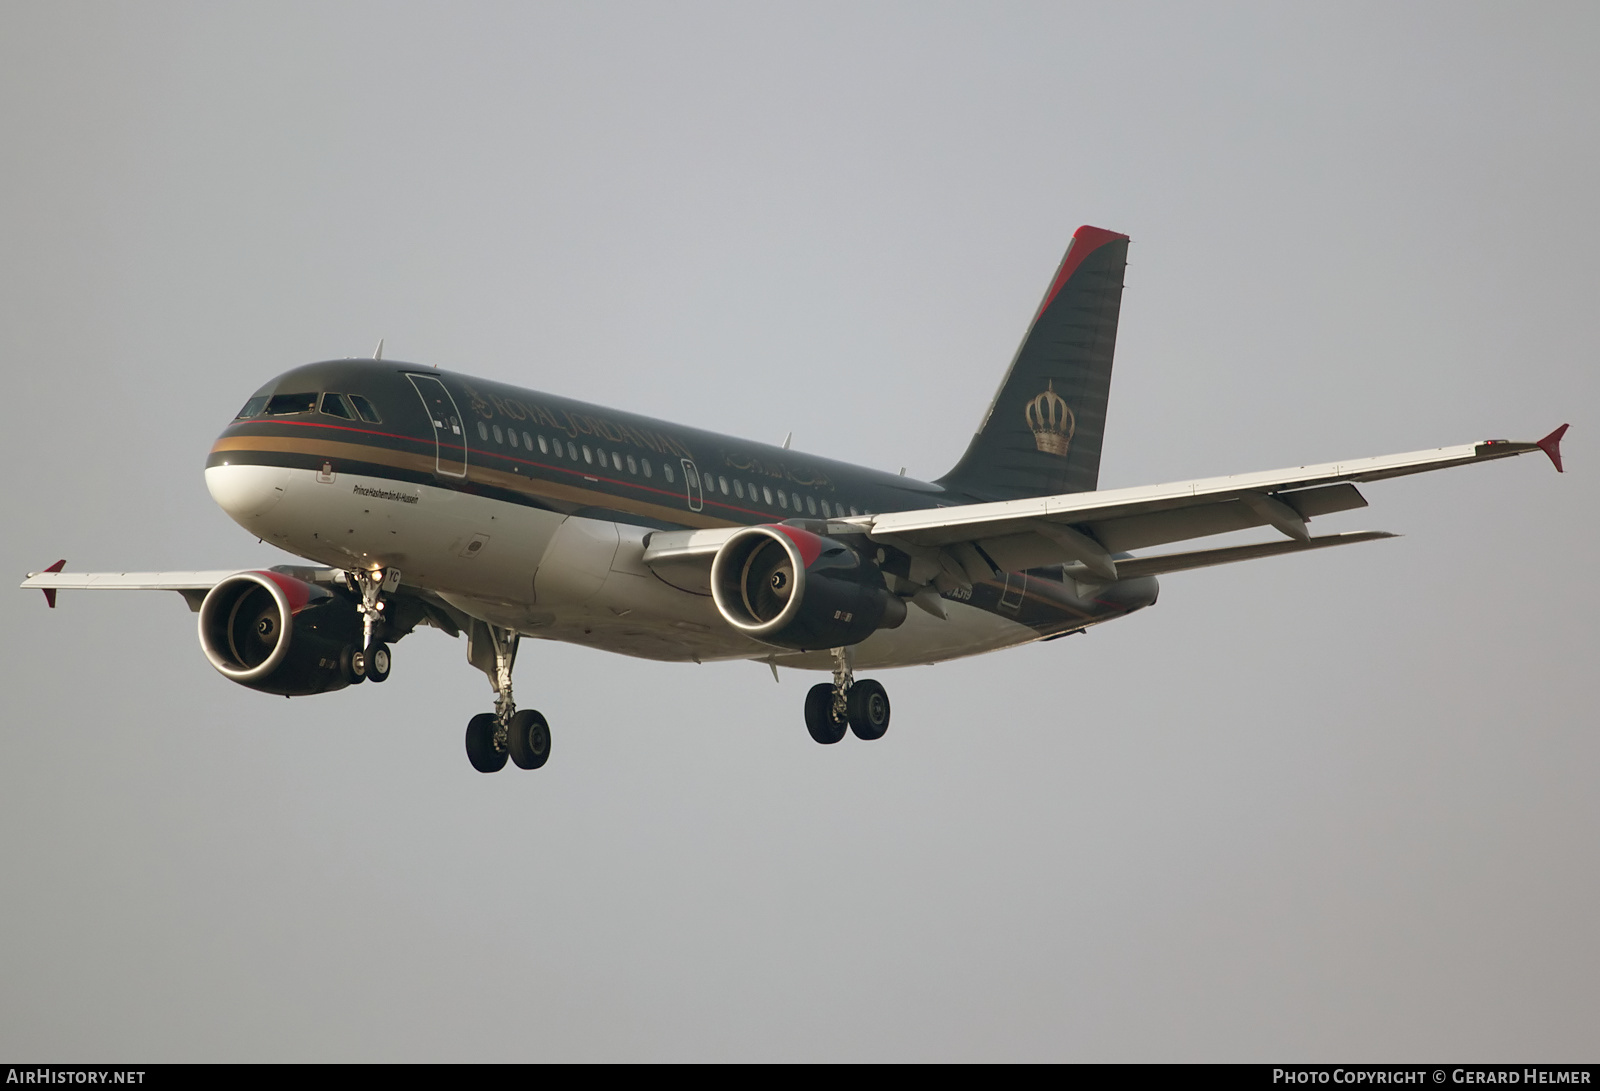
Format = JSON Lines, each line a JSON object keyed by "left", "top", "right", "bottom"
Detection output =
{"left": 21, "top": 225, "right": 1568, "bottom": 774}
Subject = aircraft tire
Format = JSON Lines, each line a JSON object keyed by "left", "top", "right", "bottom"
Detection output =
{"left": 507, "top": 709, "right": 551, "bottom": 770}
{"left": 340, "top": 645, "right": 366, "bottom": 685}
{"left": 846, "top": 679, "right": 890, "bottom": 741}
{"left": 465, "top": 713, "right": 507, "bottom": 773}
{"left": 365, "top": 641, "right": 391, "bottom": 683}
{"left": 804, "top": 683, "right": 847, "bottom": 745}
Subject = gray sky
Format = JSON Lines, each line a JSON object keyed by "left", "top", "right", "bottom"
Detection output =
{"left": 2, "top": 2, "right": 1595, "bottom": 1061}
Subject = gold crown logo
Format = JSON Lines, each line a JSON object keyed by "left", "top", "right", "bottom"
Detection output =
{"left": 1024, "top": 381, "right": 1075, "bottom": 456}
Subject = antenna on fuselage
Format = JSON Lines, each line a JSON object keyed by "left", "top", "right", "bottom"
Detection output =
{"left": 782, "top": 432, "right": 792, "bottom": 449}
{"left": 373, "top": 338, "right": 384, "bottom": 360}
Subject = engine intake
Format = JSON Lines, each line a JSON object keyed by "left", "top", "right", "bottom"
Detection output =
{"left": 710, "top": 525, "right": 905, "bottom": 650}
{"left": 198, "top": 571, "right": 362, "bottom": 696}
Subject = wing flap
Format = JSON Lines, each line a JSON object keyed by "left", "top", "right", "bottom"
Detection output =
{"left": 1098, "top": 531, "right": 1397, "bottom": 581}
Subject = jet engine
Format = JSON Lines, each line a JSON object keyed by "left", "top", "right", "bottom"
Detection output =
{"left": 710, "top": 525, "right": 906, "bottom": 650}
{"left": 198, "top": 571, "right": 364, "bottom": 696}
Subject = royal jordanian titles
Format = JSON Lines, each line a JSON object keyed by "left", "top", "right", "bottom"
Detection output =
{"left": 22, "top": 227, "right": 1569, "bottom": 773}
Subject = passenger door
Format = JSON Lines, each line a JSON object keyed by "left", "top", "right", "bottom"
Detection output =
{"left": 406, "top": 374, "right": 468, "bottom": 478}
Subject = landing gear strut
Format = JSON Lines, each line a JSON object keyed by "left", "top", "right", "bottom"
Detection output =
{"left": 803, "top": 646, "right": 889, "bottom": 744}
{"left": 347, "top": 567, "right": 397, "bottom": 684}
{"left": 463, "top": 621, "right": 553, "bottom": 774}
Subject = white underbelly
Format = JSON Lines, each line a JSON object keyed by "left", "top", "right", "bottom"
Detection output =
{"left": 207, "top": 464, "right": 1046, "bottom": 670}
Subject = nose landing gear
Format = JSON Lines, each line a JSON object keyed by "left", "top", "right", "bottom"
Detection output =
{"left": 345, "top": 567, "right": 398, "bottom": 684}
{"left": 803, "top": 646, "right": 890, "bottom": 744}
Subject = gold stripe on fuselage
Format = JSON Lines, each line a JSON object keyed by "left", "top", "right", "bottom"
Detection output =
{"left": 210, "top": 434, "right": 737, "bottom": 530}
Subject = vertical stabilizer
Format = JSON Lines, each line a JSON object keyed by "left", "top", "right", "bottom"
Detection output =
{"left": 937, "top": 226, "right": 1129, "bottom": 500}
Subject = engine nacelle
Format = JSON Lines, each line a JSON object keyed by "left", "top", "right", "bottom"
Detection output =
{"left": 198, "top": 571, "right": 363, "bottom": 696}
{"left": 710, "top": 525, "right": 906, "bottom": 651}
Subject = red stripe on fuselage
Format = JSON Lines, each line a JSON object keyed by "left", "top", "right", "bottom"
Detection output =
{"left": 225, "top": 416, "right": 784, "bottom": 522}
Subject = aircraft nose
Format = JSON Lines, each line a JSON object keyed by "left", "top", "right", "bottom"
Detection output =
{"left": 205, "top": 463, "right": 291, "bottom": 523}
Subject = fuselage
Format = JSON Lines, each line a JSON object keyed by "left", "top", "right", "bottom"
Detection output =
{"left": 205, "top": 359, "right": 1157, "bottom": 670}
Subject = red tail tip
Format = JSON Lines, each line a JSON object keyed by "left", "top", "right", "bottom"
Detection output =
{"left": 1536, "top": 424, "right": 1569, "bottom": 473}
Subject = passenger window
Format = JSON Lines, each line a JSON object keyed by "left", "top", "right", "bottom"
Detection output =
{"left": 508, "top": 431, "right": 519, "bottom": 448}
{"left": 627, "top": 454, "right": 637, "bottom": 475}
{"left": 265, "top": 393, "right": 317, "bottom": 415}
{"left": 596, "top": 447, "right": 607, "bottom": 466}
{"left": 582, "top": 446, "right": 593, "bottom": 464}
{"left": 717, "top": 476, "right": 728, "bottom": 494}
{"left": 733, "top": 480, "right": 744, "bottom": 499}
{"left": 523, "top": 431, "right": 533, "bottom": 450}
{"left": 820, "top": 500, "right": 831, "bottom": 517}
{"left": 642, "top": 460, "right": 653, "bottom": 478}
{"left": 538, "top": 435, "right": 549, "bottom": 454}
{"left": 613, "top": 452, "right": 623, "bottom": 471}
{"left": 348, "top": 395, "right": 383, "bottom": 424}
{"left": 806, "top": 496, "right": 817, "bottom": 515}
{"left": 493, "top": 424, "right": 504, "bottom": 444}
{"left": 567, "top": 441, "right": 578, "bottom": 460}
{"left": 849, "top": 506, "right": 859, "bottom": 516}
{"left": 478, "top": 421, "right": 489, "bottom": 441}
{"left": 777, "top": 491, "right": 788, "bottom": 509}
{"left": 791, "top": 493, "right": 801, "bottom": 510}
{"left": 235, "top": 396, "right": 269, "bottom": 420}
{"left": 763, "top": 485, "right": 773, "bottom": 505}
{"left": 664, "top": 464, "right": 674, "bottom": 484}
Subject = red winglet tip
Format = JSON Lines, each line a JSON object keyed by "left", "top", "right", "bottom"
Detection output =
{"left": 38, "top": 560, "right": 64, "bottom": 608}
{"left": 1536, "top": 423, "right": 1569, "bottom": 473}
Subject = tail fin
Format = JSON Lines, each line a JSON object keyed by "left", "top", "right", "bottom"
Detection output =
{"left": 937, "top": 226, "right": 1129, "bottom": 500}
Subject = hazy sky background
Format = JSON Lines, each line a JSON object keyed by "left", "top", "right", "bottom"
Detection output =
{"left": 2, "top": 2, "right": 1595, "bottom": 1061}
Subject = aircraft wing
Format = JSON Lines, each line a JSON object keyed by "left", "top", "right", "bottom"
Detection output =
{"left": 860, "top": 427, "right": 1566, "bottom": 586}
{"left": 642, "top": 426, "right": 1565, "bottom": 590}
{"left": 20, "top": 563, "right": 471, "bottom": 645}
{"left": 20, "top": 566, "right": 241, "bottom": 611}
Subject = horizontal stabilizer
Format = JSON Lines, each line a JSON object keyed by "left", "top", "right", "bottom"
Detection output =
{"left": 1089, "top": 531, "right": 1397, "bottom": 581}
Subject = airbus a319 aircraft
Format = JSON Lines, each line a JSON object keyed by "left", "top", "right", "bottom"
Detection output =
{"left": 23, "top": 226, "right": 1567, "bottom": 773}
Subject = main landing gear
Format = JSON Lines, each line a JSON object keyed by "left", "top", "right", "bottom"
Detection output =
{"left": 803, "top": 646, "right": 890, "bottom": 745}
{"left": 464, "top": 622, "right": 552, "bottom": 774}
{"left": 342, "top": 567, "right": 397, "bottom": 685}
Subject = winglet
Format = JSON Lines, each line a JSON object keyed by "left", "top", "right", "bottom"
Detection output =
{"left": 1536, "top": 424, "right": 1569, "bottom": 473}
{"left": 39, "top": 559, "right": 65, "bottom": 608}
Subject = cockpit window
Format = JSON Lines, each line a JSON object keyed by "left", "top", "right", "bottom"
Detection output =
{"left": 264, "top": 393, "right": 318, "bottom": 416}
{"left": 319, "top": 392, "right": 355, "bottom": 420}
{"left": 348, "top": 395, "right": 383, "bottom": 424}
{"left": 234, "top": 396, "right": 269, "bottom": 420}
